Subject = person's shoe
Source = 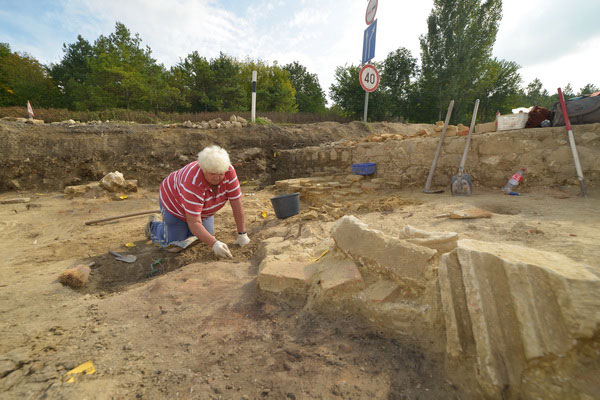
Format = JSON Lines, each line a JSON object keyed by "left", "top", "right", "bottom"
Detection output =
{"left": 145, "top": 214, "right": 160, "bottom": 240}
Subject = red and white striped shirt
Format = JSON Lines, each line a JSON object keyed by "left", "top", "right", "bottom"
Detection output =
{"left": 159, "top": 162, "right": 242, "bottom": 221}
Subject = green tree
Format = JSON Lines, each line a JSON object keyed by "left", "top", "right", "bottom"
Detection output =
{"left": 329, "top": 63, "right": 390, "bottom": 121}
{"left": 240, "top": 60, "right": 297, "bottom": 112}
{"left": 49, "top": 35, "right": 94, "bottom": 109}
{"left": 329, "top": 64, "right": 366, "bottom": 119}
{"left": 0, "top": 43, "right": 62, "bottom": 108}
{"left": 522, "top": 78, "right": 551, "bottom": 108}
{"left": 418, "top": 0, "right": 502, "bottom": 123}
{"left": 562, "top": 83, "right": 575, "bottom": 99}
{"left": 83, "top": 22, "right": 171, "bottom": 111}
{"left": 284, "top": 61, "right": 326, "bottom": 113}
{"left": 170, "top": 51, "right": 213, "bottom": 111}
{"left": 474, "top": 58, "right": 522, "bottom": 120}
{"left": 579, "top": 83, "right": 599, "bottom": 95}
{"left": 381, "top": 47, "right": 418, "bottom": 120}
{"left": 208, "top": 53, "right": 246, "bottom": 111}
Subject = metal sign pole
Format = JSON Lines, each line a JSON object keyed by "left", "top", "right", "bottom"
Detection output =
{"left": 251, "top": 71, "right": 257, "bottom": 122}
{"left": 363, "top": 91, "right": 369, "bottom": 122}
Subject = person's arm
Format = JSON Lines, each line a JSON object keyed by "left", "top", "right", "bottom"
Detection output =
{"left": 229, "top": 198, "right": 246, "bottom": 234}
{"left": 186, "top": 214, "right": 232, "bottom": 258}
{"left": 185, "top": 214, "right": 217, "bottom": 246}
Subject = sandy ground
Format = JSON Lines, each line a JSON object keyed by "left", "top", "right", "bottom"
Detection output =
{"left": 1, "top": 183, "right": 598, "bottom": 399}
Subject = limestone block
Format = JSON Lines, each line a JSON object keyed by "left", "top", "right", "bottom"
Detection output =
{"left": 361, "top": 182, "right": 379, "bottom": 191}
{"left": 64, "top": 182, "right": 102, "bottom": 198}
{"left": 341, "top": 150, "right": 350, "bottom": 162}
{"left": 446, "top": 239, "right": 600, "bottom": 398}
{"left": 438, "top": 251, "right": 474, "bottom": 357}
{"left": 123, "top": 179, "right": 138, "bottom": 192}
{"left": 445, "top": 125, "right": 458, "bottom": 137}
{"left": 434, "top": 121, "right": 444, "bottom": 132}
{"left": 257, "top": 255, "right": 318, "bottom": 294}
{"left": 58, "top": 265, "right": 91, "bottom": 288}
{"left": 475, "top": 121, "right": 497, "bottom": 134}
{"left": 99, "top": 171, "right": 125, "bottom": 192}
{"left": 346, "top": 174, "right": 365, "bottom": 182}
{"left": 330, "top": 149, "right": 338, "bottom": 160}
{"left": 346, "top": 188, "right": 363, "bottom": 195}
{"left": 229, "top": 115, "right": 237, "bottom": 122}
{"left": 0, "top": 197, "right": 31, "bottom": 205}
{"left": 331, "top": 216, "right": 436, "bottom": 282}
{"left": 318, "top": 258, "right": 364, "bottom": 294}
{"left": 399, "top": 225, "right": 458, "bottom": 253}
{"left": 362, "top": 280, "right": 400, "bottom": 303}
{"left": 456, "top": 124, "right": 469, "bottom": 136}
{"left": 274, "top": 180, "right": 290, "bottom": 191}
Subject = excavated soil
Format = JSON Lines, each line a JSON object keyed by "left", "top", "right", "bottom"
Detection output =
{"left": 1, "top": 121, "right": 599, "bottom": 399}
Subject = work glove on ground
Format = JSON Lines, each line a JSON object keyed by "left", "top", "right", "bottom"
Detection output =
{"left": 212, "top": 240, "right": 233, "bottom": 259}
{"left": 235, "top": 233, "right": 250, "bottom": 247}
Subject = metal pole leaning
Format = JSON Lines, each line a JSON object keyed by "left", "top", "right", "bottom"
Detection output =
{"left": 424, "top": 100, "right": 454, "bottom": 193}
{"left": 84, "top": 210, "right": 160, "bottom": 226}
{"left": 558, "top": 88, "right": 587, "bottom": 197}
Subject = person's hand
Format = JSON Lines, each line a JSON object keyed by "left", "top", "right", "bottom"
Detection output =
{"left": 212, "top": 241, "right": 233, "bottom": 258}
{"left": 235, "top": 233, "right": 250, "bottom": 247}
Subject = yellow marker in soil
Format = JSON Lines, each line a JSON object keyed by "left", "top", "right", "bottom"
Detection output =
{"left": 125, "top": 242, "right": 136, "bottom": 247}
{"left": 312, "top": 249, "right": 329, "bottom": 262}
{"left": 64, "top": 361, "right": 96, "bottom": 383}
{"left": 119, "top": 195, "right": 128, "bottom": 200}
{"left": 261, "top": 211, "right": 267, "bottom": 218}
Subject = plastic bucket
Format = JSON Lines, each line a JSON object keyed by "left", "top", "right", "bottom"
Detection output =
{"left": 270, "top": 193, "right": 300, "bottom": 219}
{"left": 352, "top": 162, "right": 376, "bottom": 175}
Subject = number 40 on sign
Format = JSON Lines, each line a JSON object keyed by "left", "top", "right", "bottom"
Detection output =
{"left": 359, "top": 64, "right": 380, "bottom": 92}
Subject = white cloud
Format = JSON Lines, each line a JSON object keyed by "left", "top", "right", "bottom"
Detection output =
{"left": 518, "top": 35, "right": 600, "bottom": 93}
{"left": 1, "top": 0, "right": 598, "bottom": 103}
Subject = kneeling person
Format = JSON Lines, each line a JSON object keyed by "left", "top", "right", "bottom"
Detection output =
{"left": 147, "top": 145, "right": 250, "bottom": 257}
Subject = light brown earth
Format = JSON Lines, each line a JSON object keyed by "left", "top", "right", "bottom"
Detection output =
{"left": 0, "top": 121, "right": 598, "bottom": 399}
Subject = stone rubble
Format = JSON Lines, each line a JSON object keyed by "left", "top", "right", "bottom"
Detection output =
{"left": 255, "top": 214, "right": 600, "bottom": 400}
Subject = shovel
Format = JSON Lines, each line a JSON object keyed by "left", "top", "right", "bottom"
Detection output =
{"left": 109, "top": 250, "right": 137, "bottom": 263}
{"left": 451, "top": 99, "right": 479, "bottom": 196}
{"left": 424, "top": 100, "right": 454, "bottom": 194}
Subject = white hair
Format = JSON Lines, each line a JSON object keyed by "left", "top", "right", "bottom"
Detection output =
{"left": 197, "top": 145, "right": 231, "bottom": 174}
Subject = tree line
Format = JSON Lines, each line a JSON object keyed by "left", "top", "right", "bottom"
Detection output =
{"left": 1, "top": 0, "right": 598, "bottom": 124}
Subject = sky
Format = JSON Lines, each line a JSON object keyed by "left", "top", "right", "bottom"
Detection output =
{"left": 1, "top": 0, "right": 599, "bottom": 104}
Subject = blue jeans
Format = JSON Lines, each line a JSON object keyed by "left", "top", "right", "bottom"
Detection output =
{"left": 149, "top": 204, "right": 214, "bottom": 248}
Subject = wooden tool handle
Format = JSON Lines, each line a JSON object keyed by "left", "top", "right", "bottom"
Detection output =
{"left": 85, "top": 210, "right": 160, "bottom": 225}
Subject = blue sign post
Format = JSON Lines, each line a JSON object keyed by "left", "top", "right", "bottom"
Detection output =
{"left": 362, "top": 19, "right": 377, "bottom": 65}
{"left": 361, "top": 0, "right": 378, "bottom": 123}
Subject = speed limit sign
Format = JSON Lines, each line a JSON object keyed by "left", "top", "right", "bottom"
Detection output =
{"left": 359, "top": 64, "right": 379, "bottom": 92}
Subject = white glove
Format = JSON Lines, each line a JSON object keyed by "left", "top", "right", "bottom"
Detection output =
{"left": 235, "top": 233, "right": 250, "bottom": 247}
{"left": 212, "top": 240, "right": 233, "bottom": 259}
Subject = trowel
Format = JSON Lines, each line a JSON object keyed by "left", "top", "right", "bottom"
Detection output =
{"left": 109, "top": 250, "right": 137, "bottom": 263}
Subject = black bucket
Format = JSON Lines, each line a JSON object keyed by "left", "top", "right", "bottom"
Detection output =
{"left": 270, "top": 193, "right": 300, "bottom": 219}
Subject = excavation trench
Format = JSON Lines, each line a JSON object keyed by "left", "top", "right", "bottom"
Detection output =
{"left": 1, "top": 120, "right": 599, "bottom": 399}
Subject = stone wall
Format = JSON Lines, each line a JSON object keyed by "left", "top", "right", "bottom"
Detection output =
{"left": 273, "top": 124, "right": 600, "bottom": 189}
